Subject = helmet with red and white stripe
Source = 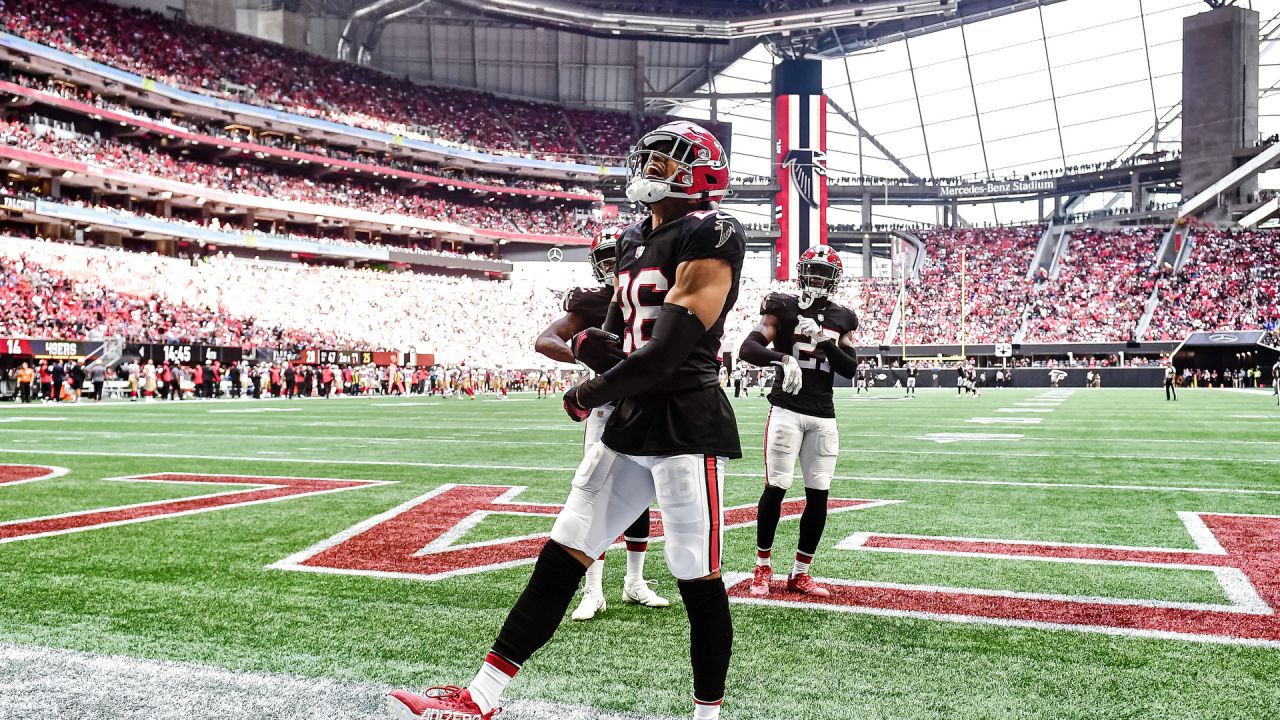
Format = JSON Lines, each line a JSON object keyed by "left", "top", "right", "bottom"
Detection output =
{"left": 625, "top": 121, "right": 730, "bottom": 205}
{"left": 589, "top": 226, "right": 621, "bottom": 286}
{"left": 796, "top": 245, "right": 843, "bottom": 302}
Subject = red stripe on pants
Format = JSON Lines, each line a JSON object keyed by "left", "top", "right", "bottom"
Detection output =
{"left": 705, "top": 455, "right": 720, "bottom": 573}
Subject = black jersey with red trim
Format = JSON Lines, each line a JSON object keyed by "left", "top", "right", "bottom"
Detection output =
{"left": 760, "top": 292, "right": 859, "bottom": 419}
{"left": 601, "top": 209, "right": 747, "bottom": 459}
{"left": 562, "top": 285, "right": 612, "bottom": 330}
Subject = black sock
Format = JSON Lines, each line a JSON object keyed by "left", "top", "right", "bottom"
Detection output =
{"left": 755, "top": 486, "right": 786, "bottom": 552}
{"left": 490, "top": 541, "right": 588, "bottom": 666}
{"left": 624, "top": 507, "right": 650, "bottom": 540}
{"left": 797, "top": 488, "right": 829, "bottom": 557}
{"left": 678, "top": 578, "right": 732, "bottom": 704}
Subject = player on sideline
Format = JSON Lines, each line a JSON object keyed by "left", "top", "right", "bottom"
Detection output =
{"left": 389, "top": 121, "right": 744, "bottom": 720}
{"left": 855, "top": 359, "right": 871, "bottom": 394}
{"left": 533, "top": 227, "right": 668, "bottom": 620}
{"left": 1271, "top": 358, "right": 1279, "bottom": 405}
{"left": 905, "top": 363, "right": 918, "bottom": 397}
{"left": 1164, "top": 362, "right": 1177, "bottom": 402}
{"left": 738, "top": 246, "right": 860, "bottom": 598}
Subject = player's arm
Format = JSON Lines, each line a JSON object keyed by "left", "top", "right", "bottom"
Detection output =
{"left": 567, "top": 258, "right": 730, "bottom": 410}
{"left": 534, "top": 312, "right": 589, "bottom": 365}
{"left": 738, "top": 315, "right": 783, "bottom": 364}
{"left": 818, "top": 330, "right": 859, "bottom": 377}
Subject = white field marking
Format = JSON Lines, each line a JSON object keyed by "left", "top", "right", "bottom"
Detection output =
{"left": 273, "top": 485, "right": 901, "bottom": 583}
{"left": 833, "top": 513, "right": 1279, "bottom": 617}
{"left": 207, "top": 408, "right": 302, "bottom": 414}
{"left": 0, "top": 464, "right": 68, "bottom": 487}
{"left": 1231, "top": 414, "right": 1280, "bottom": 419}
{"left": 9, "top": 425, "right": 1280, "bottom": 449}
{"left": 832, "top": 446, "right": 1280, "bottom": 465}
{"left": 0, "top": 643, "right": 676, "bottom": 720}
{"left": 1220, "top": 388, "right": 1277, "bottom": 396}
{"left": 729, "top": 593, "right": 1280, "bottom": 649}
{"left": 4, "top": 447, "right": 1280, "bottom": 497}
{"left": 371, "top": 402, "right": 440, "bottom": 407}
{"left": 994, "top": 408, "right": 1056, "bottom": 413}
{"left": 0, "top": 472, "right": 394, "bottom": 546}
{"left": 967, "top": 417, "right": 1043, "bottom": 425}
{"left": 0, "top": 416, "right": 69, "bottom": 423}
{"left": 919, "top": 433, "right": 1025, "bottom": 444}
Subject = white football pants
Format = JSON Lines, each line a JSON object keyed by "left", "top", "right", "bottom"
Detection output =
{"left": 762, "top": 405, "right": 839, "bottom": 491}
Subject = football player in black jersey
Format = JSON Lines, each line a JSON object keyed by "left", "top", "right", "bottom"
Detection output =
{"left": 533, "top": 228, "right": 668, "bottom": 620}
{"left": 738, "top": 245, "right": 859, "bottom": 598}
{"left": 905, "top": 363, "right": 918, "bottom": 397}
{"left": 390, "top": 121, "right": 744, "bottom": 720}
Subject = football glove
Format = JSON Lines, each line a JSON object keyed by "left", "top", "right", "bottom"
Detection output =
{"left": 571, "top": 327, "right": 627, "bottom": 373}
{"left": 796, "top": 316, "right": 824, "bottom": 344}
{"left": 563, "top": 384, "right": 594, "bottom": 422}
{"left": 773, "top": 355, "right": 803, "bottom": 395}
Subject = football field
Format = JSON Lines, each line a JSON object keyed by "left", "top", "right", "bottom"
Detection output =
{"left": 1, "top": 387, "right": 1278, "bottom": 720}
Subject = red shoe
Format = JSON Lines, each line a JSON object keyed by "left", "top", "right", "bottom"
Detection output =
{"left": 387, "top": 686, "right": 498, "bottom": 719}
{"left": 786, "top": 573, "right": 831, "bottom": 598}
{"left": 749, "top": 565, "right": 772, "bottom": 596}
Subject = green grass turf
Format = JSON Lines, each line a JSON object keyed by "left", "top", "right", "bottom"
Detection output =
{"left": 1, "top": 387, "right": 1279, "bottom": 719}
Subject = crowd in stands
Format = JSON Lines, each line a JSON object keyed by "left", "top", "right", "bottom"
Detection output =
{"left": 900, "top": 226, "right": 1040, "bottom": 344}
{"left": 0, "top": 119, "right": 595, "bottom": 239}
{"left": 1023, "top": 226, "right": 1163, "bottom": 342}
{"left": 7, "top": 70, "right": 602, "bottom": 197}
{"left": 1146, "top": 228, "right": 1280, "bottom": 339}
{"left": 825, "top": 151, "right": 1181, "bottom": 190}
{"left": 0, "top": 0, "right": 666, "bottom": 163}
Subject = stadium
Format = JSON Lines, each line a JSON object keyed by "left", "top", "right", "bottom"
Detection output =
{"left": 0, "top": 0, "right": 1278, "bottom": 718}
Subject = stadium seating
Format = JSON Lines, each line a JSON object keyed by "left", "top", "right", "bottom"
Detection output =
{"left": 901, "top": 226, "right": 1040, "bottom": 344}
{"left": 0, "top": 119, "right": 595, "bottom": 240}
{"left": 1023, "top": 227, "right": 1163, "bottom": 343}
{"left": 0, "top": 0, "right": 658, "bottom": 162}
{"left": 1146, "top": 228, "right": 1280, "bottom": 339}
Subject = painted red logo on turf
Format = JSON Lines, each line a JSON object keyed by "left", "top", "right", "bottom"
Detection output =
{"left": 272, "top": 483, "right": 895, "bottom": 581}
{"left": 727, "top": 511, "right": 1280, "bottom": 647}
{"left": 0, "top": 466, "right": 388, "bottom": 545}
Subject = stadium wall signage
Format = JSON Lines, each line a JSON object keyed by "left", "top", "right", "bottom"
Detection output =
{"left": 127, "top": 343, "right": 243, "bottom": 365}
{"left": 938, "top": 179, "right": 1057, "bottom": 198}
{"left": 0, "top": 337, "right": 104, "bottom": 361}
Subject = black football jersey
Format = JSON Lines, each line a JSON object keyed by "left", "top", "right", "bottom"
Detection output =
{"left": 760, "top": 292, "right": 859, "bottom": 418}
{"left": 600, "top": 209, "right": 747, "bottom": 459}
{"left": 563, "top": 285, "right": 612, "bottom": 330}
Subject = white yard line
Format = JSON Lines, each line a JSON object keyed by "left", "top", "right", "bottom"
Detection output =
{"left": 4, "top": 448, "right": 1280, "bottom": 495}
{"left": 0, "top": 643, "right": 673, "bottom": 720}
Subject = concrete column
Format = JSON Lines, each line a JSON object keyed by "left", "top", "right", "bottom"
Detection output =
{"left": 861, "top": 192, "right": 872, "bottom": 230}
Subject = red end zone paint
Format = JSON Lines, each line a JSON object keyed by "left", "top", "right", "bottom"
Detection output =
{"left": 0, "top": 464, "right": 64, "bottom": 486}
{"left": 277, "top": 483, "right": 892, "bottom": 581}
{"left": 0, "top": 473, "right": 386, "bottom": 544}
{"left": 728, "top": 512, "right": 1280, "bottom": 647}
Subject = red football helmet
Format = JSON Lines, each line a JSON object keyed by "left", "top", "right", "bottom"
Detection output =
{"left": 625, "top": 120, "right": 730, "bottom": 204}
{"left": 589, "top": 226, "right": 621, "bottom": 285}
{"left": 796, "top": 245, "right": 843, "bottom": 301}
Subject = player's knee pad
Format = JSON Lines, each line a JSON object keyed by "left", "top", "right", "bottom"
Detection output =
{"left": 765, "top": 423, "right": 800, "bottom": 490}
{"left": 802, "top": 429, "right": 839, "bottom": 491}
{"left": 549, "top": 444, "right": 616, "bottom": 553}
{"left": 653, "top": 455, "right": 721, "bottom": 580}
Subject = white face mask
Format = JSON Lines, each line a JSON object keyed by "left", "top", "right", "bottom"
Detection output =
{"left": 626, "top": 177, "right": 670, "bottom": 204}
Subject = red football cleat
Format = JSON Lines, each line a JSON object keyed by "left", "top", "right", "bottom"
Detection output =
{"left": 786, "top": 573, "right": 831, "bottom": 598}
{"left": 387, "top": 686, "right": 498, "bottom": 720}
{"left": 749, "top": 564, "right": 773, "bottom": 596}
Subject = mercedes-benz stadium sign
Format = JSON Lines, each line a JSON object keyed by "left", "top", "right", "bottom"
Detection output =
{"left": 939, "top": 179, "right": 1057, "bottom": 198}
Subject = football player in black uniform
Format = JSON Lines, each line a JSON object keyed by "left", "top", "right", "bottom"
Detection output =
{"left": 533, "top": 228, "right": 668, "bottom": 620}
{"left": 905, "top": 363, "right": 918, "bottom": 397}
{"left": 1271, "top": 359, "right": 1279, "bottom": 404}
{"left": 390, "top": 121, "right": 743, "bottom": 720}
{"left": 738, "top": 245, "right": 859, "bottom": 598}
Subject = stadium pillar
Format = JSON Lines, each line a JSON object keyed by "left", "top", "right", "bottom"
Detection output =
{"left": 861, "top": 191, "right": 872, "bottom": 231}
{"left": 1181, "top": 6, "right": 1259, "bottom": 220}
{"left": 773, "top": 59, "right": 828, "bottom": 280}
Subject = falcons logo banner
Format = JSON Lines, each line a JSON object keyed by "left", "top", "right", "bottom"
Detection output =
{"left": 775, "top": 93, "right": 828, "bottom": 280}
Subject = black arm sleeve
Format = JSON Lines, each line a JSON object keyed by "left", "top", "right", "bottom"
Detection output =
{"left": 738, "top": 331, "right": 785, "bottom": 366}
{"left": 602, "top": 299, "right": 624, "bottom": 336}
{"left": 819, "top": 339, "right": 859, "bottom": 378}
{"left": 576, "top": 303, "right": 706, "bottom": 407}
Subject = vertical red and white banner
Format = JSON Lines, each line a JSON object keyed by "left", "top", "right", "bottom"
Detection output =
{"left": 774, "top": 93, "right": 828, "bottom": 281}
